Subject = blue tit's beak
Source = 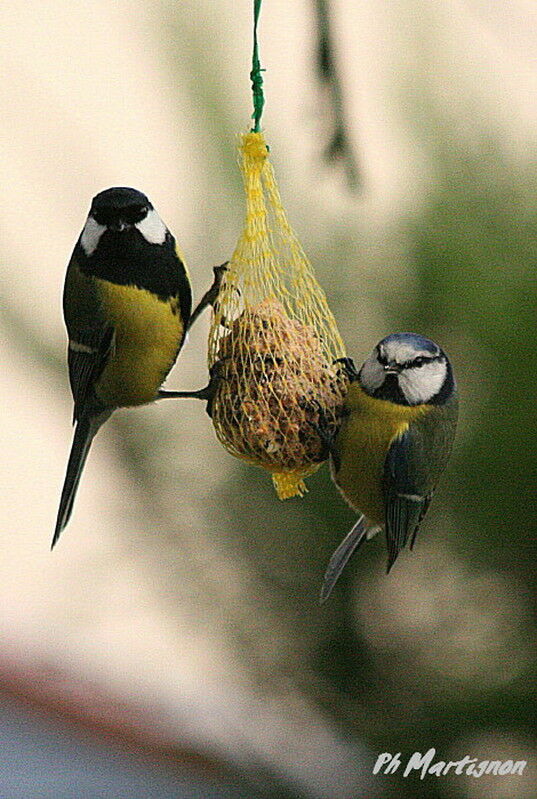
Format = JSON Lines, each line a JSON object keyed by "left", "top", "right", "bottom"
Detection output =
{"left": 384, "top": 363, "right": 401, "bottom": 375}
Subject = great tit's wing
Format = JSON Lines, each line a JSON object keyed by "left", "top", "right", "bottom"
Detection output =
{"left": 54, "top": 257, "right": 114, "bottom": 546}
{"left": 172, "top": 240, "right": 192, "bottom": 342}
{"left": 320, "top": 515, "right": 369, "bottom": 603}
{"left": 382, "top": 401, "right": 457, "bottom": 571}
{"left": 67, "top": 326, "right": 114, "bottom": 421}
{"left": 63, "top": 258, "right": 114, "bottom": 421}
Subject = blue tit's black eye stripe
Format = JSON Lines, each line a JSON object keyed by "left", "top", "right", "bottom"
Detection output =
{"left": 400, "top": 354, "right": 438, "bottom": 369}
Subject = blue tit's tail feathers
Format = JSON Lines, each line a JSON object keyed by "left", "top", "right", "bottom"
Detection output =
{"left": 320, "top": 515, "right": 368, "bottom": 604}
{"left": 385, "top": 493, "right": 430, "bottom": 573}
{"left": 409, "top": 496, "right": 431, "bottom": 551}
{"left": 52, "top": 416, "right": 100, "bottom": 549}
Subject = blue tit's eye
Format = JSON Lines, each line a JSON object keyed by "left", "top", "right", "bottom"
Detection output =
{"left": 412, "top": 356, "right": 432, "bottom": 368}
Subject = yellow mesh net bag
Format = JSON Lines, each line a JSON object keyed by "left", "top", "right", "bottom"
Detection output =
{"left": 208, "top": 131, "right": 348, "bottom": 499}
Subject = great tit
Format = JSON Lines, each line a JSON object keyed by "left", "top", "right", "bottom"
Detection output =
{"left": 319, "top": 333, "right": 458, "bottom": 602}
{"left": 54, "top": 187, "right": 218, "bottom": 548}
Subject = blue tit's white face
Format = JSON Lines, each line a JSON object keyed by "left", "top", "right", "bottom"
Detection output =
{"left": 359, "top": 333, "right": 452, "bottom": 406}
{"left": 80, "top": 187, "right": 167, "bottom": 256}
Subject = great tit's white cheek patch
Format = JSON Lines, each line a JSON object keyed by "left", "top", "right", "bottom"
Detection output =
{"left": 80, "top": 217, "right": 106, "bottom": 256}
{"left": 399, "top": 360, "right": 447, "bottom": 404}
{"left": 359, "top": 354, "right": 385, "bottom": 393}
{"left": 135, "top": 208, "right": 167, "bottom": 244}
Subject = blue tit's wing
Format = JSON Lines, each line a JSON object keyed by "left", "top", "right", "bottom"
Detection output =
{"left": 382, "top": 399, "right": 457, "bottom": 572}
{"left": 382, "top": 428, "right": 433, "bottom": 572}
{"left": 63, "top": 256, "right": 114, "bottom": 421}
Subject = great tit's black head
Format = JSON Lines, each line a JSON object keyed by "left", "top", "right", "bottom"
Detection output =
{"left": 91, "top": 187, "right": 151, "bottom": 228}
{"left": 359, "top": 332, "right": 455, "bottom": 406}
{"left": 80, "top": 186, "right": 168, "bottom": 255}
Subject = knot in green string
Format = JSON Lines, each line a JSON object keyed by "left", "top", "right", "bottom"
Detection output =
{"left": 250, "top": 0, "right": 265, "bottom": 132}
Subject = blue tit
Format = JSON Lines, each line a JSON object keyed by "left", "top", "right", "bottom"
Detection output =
{"left": 320, "top": 333, "right": 458, "bottom": 602}
{"left": 54, "top": 187, "right": 220, "bottom": 548}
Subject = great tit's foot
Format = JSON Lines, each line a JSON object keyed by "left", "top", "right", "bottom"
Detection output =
{"left": 200, "top": 361, "right": 226, "bottom": 417}
{"left": 334, "top": 357, "right": 359, "bottom": 382}
{"left": 157, "top": 388, "right": 206, "bottom": 400}
{"left": 203, "top": 262, "right": 228, "bottom": 309}
{"left": 187, "top": 261, "right": 229, "bottom": 331}
{"left": 158, "top": 362, "right": 225, "bottom": 417}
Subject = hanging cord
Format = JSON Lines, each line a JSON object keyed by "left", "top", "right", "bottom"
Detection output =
{"left": 250, "top": 0, "right": 265, "bottom": 132}
{"left": 314, "top": 0, "right": 360, "bottom": 189}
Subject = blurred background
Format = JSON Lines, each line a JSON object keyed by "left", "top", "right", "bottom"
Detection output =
{"left": 0, "top": 0, "right": 535, "bottom": 797}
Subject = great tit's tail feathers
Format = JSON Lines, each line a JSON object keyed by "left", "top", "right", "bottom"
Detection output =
{"left": 52, "top": 416, "right": 101, "bottom": 549}
{"left": 320, "top": 515, "right": 369, "bottom": 604}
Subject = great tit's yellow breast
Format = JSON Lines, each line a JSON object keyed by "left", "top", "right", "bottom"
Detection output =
{"left": 94, "top": 279, "right": 183, "bottom": 407}
{"left": 334, "top": 383, "right": 427, "bottom": 524}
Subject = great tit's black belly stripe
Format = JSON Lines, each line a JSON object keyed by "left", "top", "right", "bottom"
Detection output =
{"left": 74, "top": 230, "right": 192, "bottom": 317}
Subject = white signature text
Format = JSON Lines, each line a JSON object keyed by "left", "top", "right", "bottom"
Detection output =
{"left": 373, "top": 748, "right": 526, "bottom": 779}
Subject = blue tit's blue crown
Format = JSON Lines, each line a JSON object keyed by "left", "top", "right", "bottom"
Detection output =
{"left": 379, "top": 332, "right": 441, "bottom": 357}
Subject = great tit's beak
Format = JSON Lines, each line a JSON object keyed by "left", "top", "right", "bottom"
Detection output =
{"left": 109, "top": 221, "right": 128, "bottom": 233}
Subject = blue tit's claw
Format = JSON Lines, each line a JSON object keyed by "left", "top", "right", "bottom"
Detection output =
{"left": 302, "top": 399, "right": 335, "bottom": 461}
{"left": 334, "top": 357, "right": 359, "bottom": 382}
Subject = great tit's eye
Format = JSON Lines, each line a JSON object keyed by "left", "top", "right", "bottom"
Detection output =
{"left": 92, "top": 209, "right": 110, "bottom": 226}
{"left": 377, "top": 350, "right": 388, "bottom": 366}
{"left": 123, "top": 204, "right": 148, "bottom": 224}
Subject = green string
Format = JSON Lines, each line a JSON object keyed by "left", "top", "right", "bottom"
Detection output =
{"left": 250, "top": 0, "right": 265, "bottom": 132}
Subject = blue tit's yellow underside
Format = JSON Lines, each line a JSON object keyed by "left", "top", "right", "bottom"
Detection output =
{"left": 333, "top": 382, "right": 427, "bottom": 524}
{"left": 94, "top": 278, "right": 184, "bottom": 407}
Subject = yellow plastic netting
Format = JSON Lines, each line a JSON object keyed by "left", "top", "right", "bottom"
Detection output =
{"left": 208, "top": 131, "right": 348, "bottom": 499}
